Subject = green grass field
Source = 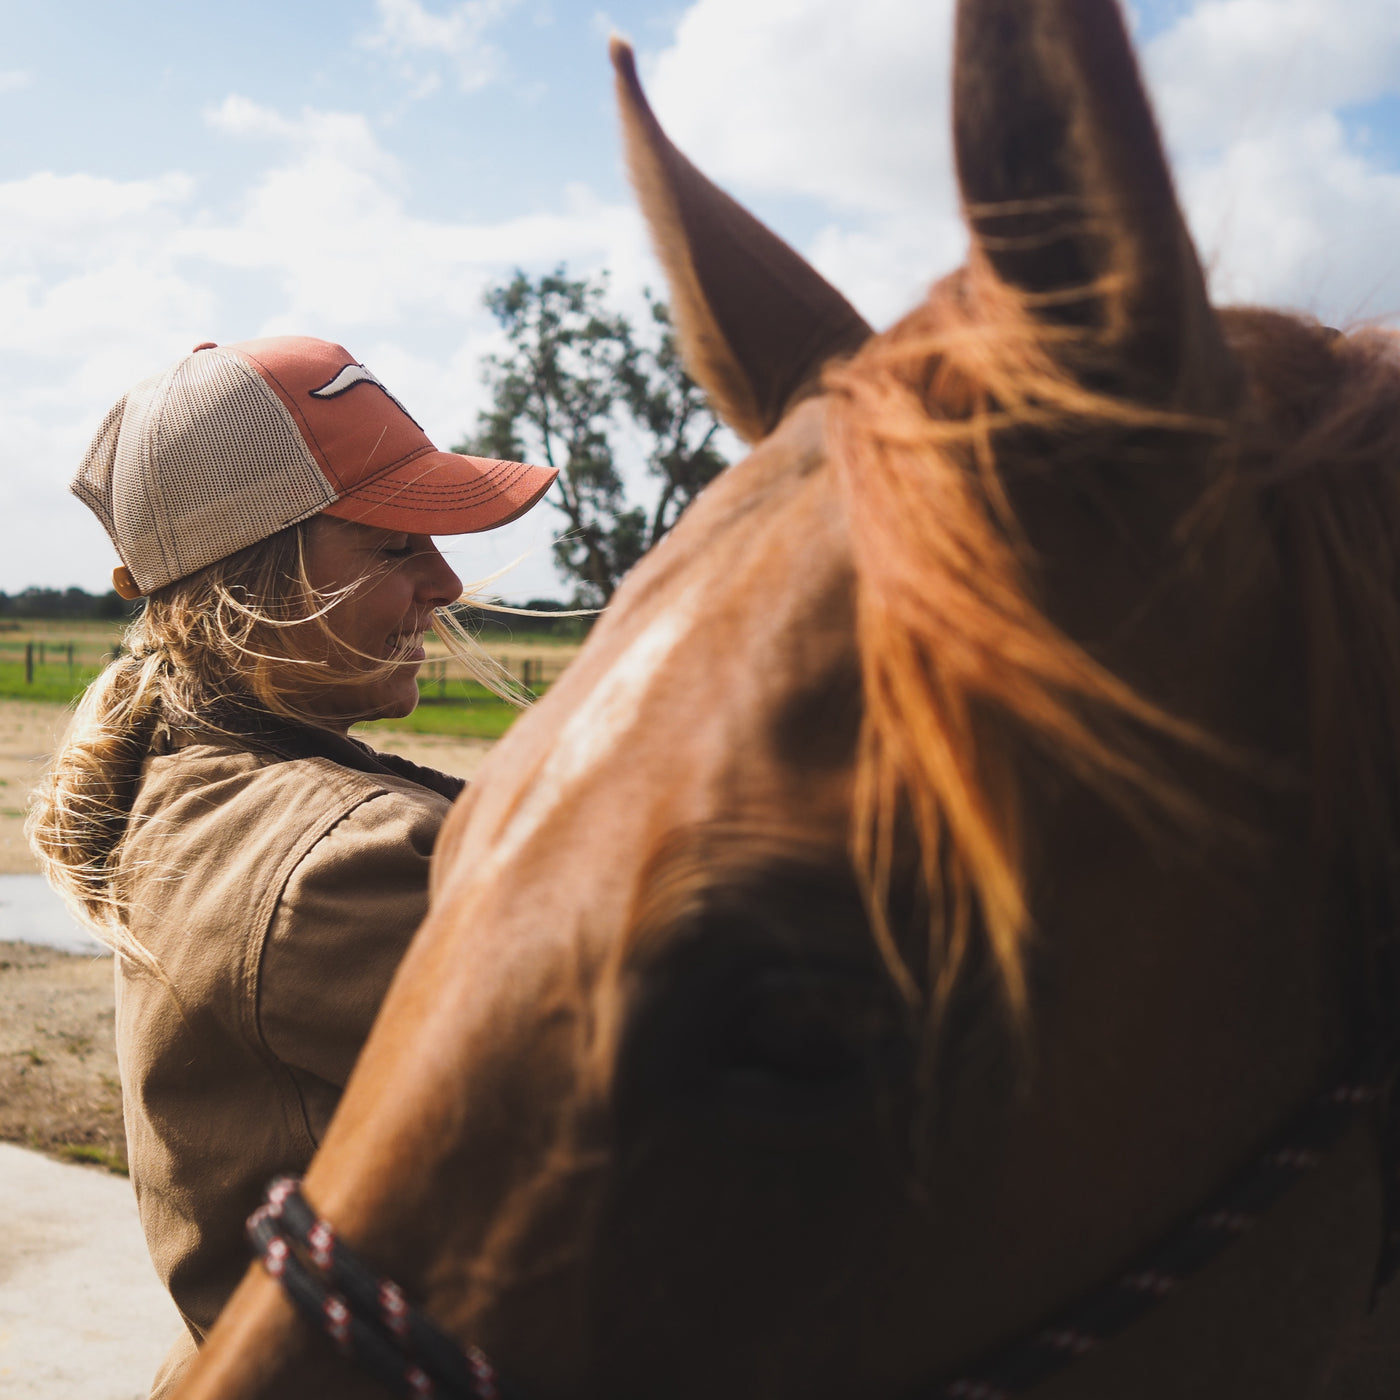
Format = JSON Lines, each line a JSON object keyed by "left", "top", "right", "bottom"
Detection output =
{"left": 0, "top": 658, "right": 539, "bottom": 739}
{"left": 358, "top": 680, "right": 537, "bottom": 741}
{"left": 0, "top": 661, "right": 104, "bottom": 705}
{"left": 0, "top": 619, "right": 576, "bottom": 738}
{"left": 0, "top": 622, "right": 121, "bottom": 704}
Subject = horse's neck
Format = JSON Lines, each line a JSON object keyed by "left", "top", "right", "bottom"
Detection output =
{"left": 1059, "top": 1120, "right": 1383, "bottom": 1400}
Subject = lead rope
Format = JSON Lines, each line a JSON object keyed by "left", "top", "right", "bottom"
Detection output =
{"left": 922, "top": 1074, "right": 1383, "bottom": 1400}
{"left": 249, "top": 1065, "right": 1393, "bottom": 1400}
{"left": 247, "top": 1179, "right": 507, "bottom": 1400}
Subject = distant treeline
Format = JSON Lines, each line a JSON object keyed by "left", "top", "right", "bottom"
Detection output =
{"left": 0, "top": 587, "right": 592, "bottom": 637}
{"left": 0, "top": 587, "right": 138, "bottom": 620}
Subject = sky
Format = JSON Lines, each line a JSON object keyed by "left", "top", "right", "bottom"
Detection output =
{"left": 2, "top": 0, "right": 1399, "bottom": 600}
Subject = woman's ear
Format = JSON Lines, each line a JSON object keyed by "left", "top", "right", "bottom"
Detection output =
{"left": 611, "top": 39, "right": 872, "bottom": 444}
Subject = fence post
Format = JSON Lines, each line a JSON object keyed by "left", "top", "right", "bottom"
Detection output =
{"left": 38, "top": 641, "right": 46, "bottom": 667}
{"left": 24, "top": 641, "right": 33, "bottom": 685}
{"left": 67, "top": 641, "right": 75, "bottom": 678}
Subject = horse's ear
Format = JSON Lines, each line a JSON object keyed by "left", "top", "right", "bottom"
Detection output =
{"left": 953, "top": 0, "right": 1238, "bottom": 411}
{"left": 611, "top": 39, "right": 873, "bottom": 444}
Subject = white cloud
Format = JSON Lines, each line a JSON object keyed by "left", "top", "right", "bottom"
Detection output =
{"left": 648, "top": 0, "right": 953, "bottom": 218}
{"left": 804, "top": 216, "right": 966, "bottom": 331}
{"left": 358, "top": 0, "right": 521, "bottom": 96}
{"left": 0, "top": 97, "right": 650, "bottom": 596}
{"left": 1177, "top": 114, "right": 1400, "bottom": 320}
{"left": 639, "top": 0, "right": 959, "bottom": 327}
{"left": 205, "top": 97, "right": 401, "bottom": 182}
{"left": 187, "top": 99, "right": 650, "bottom": 329}
{"left": 1143, "top": 0, "right": 1400, "bottom": 319}
{"left": 0, "top": 172, "right": 206, "bottom": 365}
{"left": 0, "top": 71, "right": 30, "bottom": 95}
{"left": 639, "top": 0, "right": 1400, "bottom": 328}
{"left": 1146, "top": 0, "right": 1400, "bottom": 152}
{"left": 0, "top": 172, "right": 194, "bottom": 262}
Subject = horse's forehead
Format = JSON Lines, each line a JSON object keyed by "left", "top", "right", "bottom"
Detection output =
{"left": 465, "top": 590, "right": 711, "bottom": 889}
{"left": 435, "top": 401, "right": 854, "bottom": 905}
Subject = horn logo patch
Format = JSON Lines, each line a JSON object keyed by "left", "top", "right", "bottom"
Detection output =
{"left": 310, "top": 363, "right": 423, "bottom": 430}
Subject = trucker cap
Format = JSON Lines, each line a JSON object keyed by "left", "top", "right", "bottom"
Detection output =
{"left": 72, "top": 336, "right": 558, "bottom": 599}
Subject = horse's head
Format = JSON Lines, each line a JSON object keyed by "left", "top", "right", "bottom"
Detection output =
{"left": 183, "top": 2, "right": 1400, "bottom": 1397}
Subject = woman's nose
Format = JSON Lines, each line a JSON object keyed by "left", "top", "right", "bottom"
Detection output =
{"left": 414, "top": 538, "right": 463, "bottom": 607}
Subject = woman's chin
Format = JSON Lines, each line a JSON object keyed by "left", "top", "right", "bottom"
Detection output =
{"left": 353, "top": 704, "right": 412, "bottom": 728}
{"left": 368, "top": 683, "right": 422, "bottom": 723}
{"left": 332, "top": 683, "right": 421, "bottom": 730}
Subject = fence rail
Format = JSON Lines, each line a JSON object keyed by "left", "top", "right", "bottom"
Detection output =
{"left": 0, "top": 633, "right": 576, "bottom": 698}
{"left": 416, "top": 652, "right": 572, "bottom": 698}
{"left": 0, "top": 639, "right": 84, "bottom": 685}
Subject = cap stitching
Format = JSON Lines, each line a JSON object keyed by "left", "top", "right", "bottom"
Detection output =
{"left": 344, "top": 443, "right": 439, "bottom": 492}
{"left": 346, "top": 461, "right": 532, "bottom": 508}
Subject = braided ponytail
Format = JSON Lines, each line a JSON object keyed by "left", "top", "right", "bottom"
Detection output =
{"left": 27, "top": 524, "right": 319, "bottom": 967}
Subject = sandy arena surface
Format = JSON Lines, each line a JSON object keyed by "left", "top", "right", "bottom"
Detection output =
{"left": 0, "top": 701, "right": 71, "bottom": 875}
{"left": 0, "top": 940, "right": 125, "bottom": 1168}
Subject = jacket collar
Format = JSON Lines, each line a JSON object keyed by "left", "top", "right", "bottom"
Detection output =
{"left": 175, "top": 706, "right": 467, "bottom": 804}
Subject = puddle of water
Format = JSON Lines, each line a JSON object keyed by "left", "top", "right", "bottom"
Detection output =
{"left": 0, "top": 874, "right": 110, "bottom": 956}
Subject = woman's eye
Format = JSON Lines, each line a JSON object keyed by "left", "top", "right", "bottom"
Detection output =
{"left": 382, "top": 541, "right": 414, "bottom": 558}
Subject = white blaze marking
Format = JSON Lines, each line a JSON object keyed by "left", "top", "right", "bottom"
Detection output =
{"left": 479, "top": 588, "right": 702, "bottom": 878}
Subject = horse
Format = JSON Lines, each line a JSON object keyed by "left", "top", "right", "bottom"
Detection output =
{"left": 177, "top": 1, "right": 1400, "bottom": 1396}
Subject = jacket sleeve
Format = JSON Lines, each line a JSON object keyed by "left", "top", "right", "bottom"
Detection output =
{"left": 256, "top": 787, "right": 448, "bottom": 1099}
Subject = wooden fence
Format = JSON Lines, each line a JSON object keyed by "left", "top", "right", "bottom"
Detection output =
{"left": 417, "top": 652, "right": 574, "bottom": 698}
{"left": 3, "top": 639, "right": 82, "bottom": 684}
{"left": 0, "top": 627, "right": 578, "bottom": 696}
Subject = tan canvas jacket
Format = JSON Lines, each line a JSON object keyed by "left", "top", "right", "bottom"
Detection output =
{"left": 113, "top": 724, "right": 464, "bottom": 1395}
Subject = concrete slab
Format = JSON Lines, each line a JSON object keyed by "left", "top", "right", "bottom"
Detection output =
{"left": 0, "top": 1143, "right": 183, "bottom": 1399}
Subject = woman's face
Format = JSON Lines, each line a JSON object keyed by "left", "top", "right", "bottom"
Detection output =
{"left": 299, "top": 515, "right": 464, "bottom": 730}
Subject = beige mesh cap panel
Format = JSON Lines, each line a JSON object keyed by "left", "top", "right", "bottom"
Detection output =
{"left": 72, "top": 349, "right": 336, "bottom": 596}
{"left": 71, "top": 390, "right": 138, "bottom": 543}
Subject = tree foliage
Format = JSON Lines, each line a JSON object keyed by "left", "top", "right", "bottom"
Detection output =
{"left": 0, "top": 586, "right": 136, "bottom": 620}
{"left": 457, "top": 267, "right": 727, "bottom": 607}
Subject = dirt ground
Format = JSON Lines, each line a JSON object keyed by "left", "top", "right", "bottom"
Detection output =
{"left": 0, "top": 697, "right": 495, "bottom": 1168}
{"left": 0, "top": 941, "right": 127, "bottom": 1169}
{"left": 0, "top": 700, "right": 70, "bottom": 875}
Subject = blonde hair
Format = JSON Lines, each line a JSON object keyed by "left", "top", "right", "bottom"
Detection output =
{"left": 27, "top": 521, "right": 521, "bottom": 969}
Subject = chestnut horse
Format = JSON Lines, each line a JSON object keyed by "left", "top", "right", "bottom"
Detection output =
{"left": 180, "top": 1, "right": 1400, "bottom": 1396}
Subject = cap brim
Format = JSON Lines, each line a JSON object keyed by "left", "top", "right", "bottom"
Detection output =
{"left": 320, "top": 450, "right": 558, "bottom": 534}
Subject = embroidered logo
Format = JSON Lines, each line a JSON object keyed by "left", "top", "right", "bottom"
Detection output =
{"left": 309, "top": 363, "right": 423, "bottom": 429}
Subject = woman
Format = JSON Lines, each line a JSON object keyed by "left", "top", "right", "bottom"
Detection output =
{"left": 28, "top": 336, "right": 556, "bottom": 1396}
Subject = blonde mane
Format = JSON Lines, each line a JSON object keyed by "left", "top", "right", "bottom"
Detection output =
{"left": 824, "top": 261, "right": 1400, "bottom": 1030}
